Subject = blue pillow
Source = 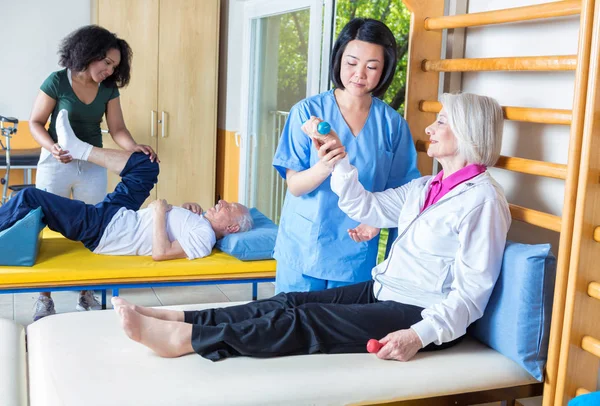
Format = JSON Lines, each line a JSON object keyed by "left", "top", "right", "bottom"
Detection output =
{"left": 0, "top": 207, "right": 45, "bottom": 266}
{"left": 469, "top": 241, "right": 556, "bottom": 381}
{"left": 569, "top": 392, "right": 600, "bottom": 405}
{"left": 216, "top": 208, "right": 277, "bottom": 261}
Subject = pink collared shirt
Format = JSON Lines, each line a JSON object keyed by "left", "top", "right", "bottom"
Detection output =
{"left": 421, "top": 164, "right": 487, "bottom": 212}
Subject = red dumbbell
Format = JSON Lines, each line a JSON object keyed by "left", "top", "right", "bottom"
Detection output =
{"left": 366, "top": 339, "right": 383, "bottom": 353}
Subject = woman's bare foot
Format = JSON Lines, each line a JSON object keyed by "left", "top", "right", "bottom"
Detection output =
{"left": 111, "top": 297, "right": 136, "bottom": 312}
{"left": 111, "top": 297, "right": 184, "bottom": 322}
{"left": 117, "top": 306, "right": 194, "bottom": 358}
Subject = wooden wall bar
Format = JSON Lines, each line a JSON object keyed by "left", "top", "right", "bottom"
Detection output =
{"left": 575, "top": 388, "right": 592, "bottom": 397}
{"left": 415, "top": 140, "right": 568, "bottom": 179}
{"left": 424, "top": 0, "right": 581, "bottom": 30}
{"left": 419, "top": 101, "right": 572, "bottom": 125}
{"left": 509, "top": 204, "right": 562, "bottom": 232}
{"left": 422, "top": 55, "right": 577, "bottom": 72}
{"left": 581, "top": 336, "right": 600, "bottom": 358}
{"left": 588, "top": 282, "right": 600, "bottom": 300}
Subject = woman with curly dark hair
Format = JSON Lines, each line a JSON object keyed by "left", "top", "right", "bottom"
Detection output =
{"left": 28, "top": 25, "right": 158, "bottom": 322}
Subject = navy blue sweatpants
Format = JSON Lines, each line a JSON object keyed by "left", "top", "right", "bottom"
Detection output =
{"left": 0, "top": 152, "right": 158, "bottom": 251}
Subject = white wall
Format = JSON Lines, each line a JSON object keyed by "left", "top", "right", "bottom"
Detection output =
{"left": 218, "top": 0, "right": 245, "bottom": 131}
{"left": 0, "top": 0, "right": 90, "bottom": 120}
{"left": 461, "top": 0, "right": 579, "bottom": 250}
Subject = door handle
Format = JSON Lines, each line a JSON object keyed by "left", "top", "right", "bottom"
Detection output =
{"left": 151, "top": 110, "right": 157, "bottom": 137}
{"left": 160, "top": 111, "right": 168, "bottom": 138}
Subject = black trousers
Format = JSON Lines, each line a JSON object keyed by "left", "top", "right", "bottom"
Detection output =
{"left": 184, "top": 281, "right": 460, "bottom": 361}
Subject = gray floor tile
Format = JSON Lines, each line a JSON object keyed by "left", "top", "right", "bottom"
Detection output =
{"left": 0, "top": 303, "right": 14, "bottom": 321}
{"left": 217, "top": 283, "right": 275, "bottom": 302}
{"left": 516, "top": 396, "right": 542, "bottom": 406}
{"left": 14, "top": 288, "right": 161, "bottom": 327}
{"left": 10, "top": 283, "right": 275, "bottom": 326}
{"left": 153, "top": 285, "right": 229, "bottom": 306}
{"left": 0, "top": 293, "right": 13, "bottom": 306}
{"left": 14, "top": 291, "right": 81, "bottom": 327}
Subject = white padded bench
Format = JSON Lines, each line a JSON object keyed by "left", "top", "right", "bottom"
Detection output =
{"left": 0, "top": 318, "right": 28, "bottom": 406}
{"left": 3, "top": 302, "right": 539, "bottom": 405}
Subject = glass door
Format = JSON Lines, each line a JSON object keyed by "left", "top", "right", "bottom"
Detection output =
{"left": 239, "top": 0, "right": 333, "bottom": 222}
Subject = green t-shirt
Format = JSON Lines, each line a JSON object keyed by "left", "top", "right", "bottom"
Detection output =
{"left": 40, "top": 69, "right": 120, "bottom": 148}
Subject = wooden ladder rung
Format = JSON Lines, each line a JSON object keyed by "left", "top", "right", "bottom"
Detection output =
{"left": 495, "top": 156, "right": 567, "bottom": 180}
{"left": 424, "top": 0, "right": 581, "bottom": 30}
{"left": 419, "top": 101, "right": 572, "bottom": 125}
{"left": 415, "top": 140, "right": 568, "bottom": 179}
{"left": 594, "top": 226, "right": 600, "bottom": 242}
{"left": 588, "top": 282, "right": 600, "bottom": 300}
{"left": 576, "top": 388, "right": 592, "bottom": 397}
{"left": 582, "top": 336, "right": 600, "bottom": 359}
{"left": 509, "top": 204, "right": 561, "bottom": 232}
{"left": 422, "top": 56, "right": 577, "bottom": 72}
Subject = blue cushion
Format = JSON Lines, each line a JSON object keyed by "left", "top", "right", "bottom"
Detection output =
{"left": 216, "top": 208, "right": 278, "bottom": 261}
{"left": 469, "top": 241, "right": 556, "bottom": 381}
{"left": 0, "top": 207, "right": 45, "bottom": 266}
{"left": 569, "top": 392, "right": 600, "bottom": 405}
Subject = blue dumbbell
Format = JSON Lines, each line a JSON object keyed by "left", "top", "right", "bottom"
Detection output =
{"left": 317, "top": 121, "right": 331, "bottom": 136}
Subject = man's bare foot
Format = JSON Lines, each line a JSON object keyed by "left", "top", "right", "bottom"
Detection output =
{"left": 111, "top": 297, "right": 184, "bottom": 322}
{"left": 117, "top": 306, "right": 194, "bottom": 358}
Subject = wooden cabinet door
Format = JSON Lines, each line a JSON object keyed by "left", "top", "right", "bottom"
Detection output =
{"left": 156, "top": 0, "right": 220, "bottom": 209}
{"left": 97, "top": 0, "right": 160, "bottom": 203}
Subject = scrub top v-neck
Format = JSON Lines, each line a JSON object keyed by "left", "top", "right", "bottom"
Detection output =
{"left": 273, "top": 89, "right": 420, "bottom": 283}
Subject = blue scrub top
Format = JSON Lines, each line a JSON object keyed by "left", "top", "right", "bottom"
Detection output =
{"left": 272, "top": 89, "right": 420, "bottom": 283}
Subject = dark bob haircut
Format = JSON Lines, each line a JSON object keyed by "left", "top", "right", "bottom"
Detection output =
{"left": 330, "top": 18, "right": 397, "bottom": 98}
{"left": 58, "top": 25, "right": 132, "bottom": 88}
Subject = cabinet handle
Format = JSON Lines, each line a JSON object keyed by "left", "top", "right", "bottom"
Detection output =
{"left": 161, "top": 111, "right": 168, "bottom": 138}
{"left": 151, "top": 110, "right": 156, "bottom": 137}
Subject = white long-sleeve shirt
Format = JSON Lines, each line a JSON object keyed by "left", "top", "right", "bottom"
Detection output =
{"left": 331, "top": 157, "right": 511, "bottom": 347}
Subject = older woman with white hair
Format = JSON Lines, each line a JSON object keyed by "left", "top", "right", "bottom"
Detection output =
{"left": 113, "top": 93, "right": 510, "bottom": 362}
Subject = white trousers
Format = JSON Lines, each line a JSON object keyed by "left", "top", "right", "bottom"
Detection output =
{"left": 35, "top": 148, "right": 107, "bottom": 204}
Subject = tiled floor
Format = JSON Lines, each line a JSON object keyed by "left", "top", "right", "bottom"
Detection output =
{"left": 0, "top": 283, "right": 275, "bottom": 327}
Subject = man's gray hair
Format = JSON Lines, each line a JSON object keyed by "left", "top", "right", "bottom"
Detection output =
{"left": 236, "top": 206, "right": 254, "bottom": 233}
{"left": 439, "top": 93, "right": 504, "bottom": 167}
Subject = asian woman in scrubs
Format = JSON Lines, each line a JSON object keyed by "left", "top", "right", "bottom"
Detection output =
{"left": 272, "top": 18, "right": 420, "bottom": 293}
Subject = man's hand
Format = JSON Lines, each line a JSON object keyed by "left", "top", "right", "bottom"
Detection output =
{"left": 149, "top": 199, "right": 172, "bottom": 214}
{"left": 348, "top": 224, "right": 380, "bottom": 242}
{"left": 375, "top": 329, "right": 423, "bottom": 362}
{"left": 182, "top": 202, "right": 203, "bottom": 214}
